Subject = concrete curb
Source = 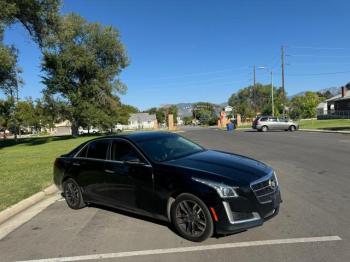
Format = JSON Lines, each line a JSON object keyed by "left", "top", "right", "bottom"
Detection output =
{"left": 299, "top": 129, "right": 350, "bottom": 134}
{"left": 0, "top": 184, "right": 58, "bottom": 225}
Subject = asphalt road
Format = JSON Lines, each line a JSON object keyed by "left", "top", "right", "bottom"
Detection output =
{"left": 1, "top": 128, "right": 350, "bottom": 262}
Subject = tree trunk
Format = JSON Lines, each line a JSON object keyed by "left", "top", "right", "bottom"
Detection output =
{"left": 71, "top": 120, "right": 79, "bottom": 137}
{"left": 14, "top": 128, "right": 18, "bottom": 142}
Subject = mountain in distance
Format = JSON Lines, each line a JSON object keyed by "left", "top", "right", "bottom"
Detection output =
{"left": 289, "top": 86, "right": 341, "bottom": 98}
{"left": 175, "top": 102, "right": 227, "bottom": 117}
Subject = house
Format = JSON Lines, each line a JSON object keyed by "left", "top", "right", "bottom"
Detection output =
{"left": 316, "top": 102, "right": 328, "bottom": 116}
{"left": 53, "top": 120, "right": 72, "bottom": 135}
{"left": 317, "top": 85, "right": 350, "bottom": 119}
{"left": 176, "top": 116, "right": 183, "bottom": 125}
{"left": 128, "top": 113, "right": 158, "bottom": 129}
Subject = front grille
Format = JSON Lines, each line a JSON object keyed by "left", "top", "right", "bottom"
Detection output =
{"left": 251, "top": 175, "right": 277, "bottom": 204}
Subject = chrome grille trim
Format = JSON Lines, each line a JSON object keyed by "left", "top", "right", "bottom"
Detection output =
{"left": 250, "top": 171, "right": 277, "bottom": 204}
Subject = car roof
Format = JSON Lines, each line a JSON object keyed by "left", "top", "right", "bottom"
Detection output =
{"left": 257, "top": 115, "right": 272, "bottom": 118}
{"left": 98, "top": 131, "right": 178, "bottom": 143}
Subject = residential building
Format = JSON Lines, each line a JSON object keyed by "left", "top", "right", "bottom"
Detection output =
{"left": 317, "top": 85, "right": 350, "bottom": 119}
{"left": 53, "top": 120, "right": 72, "bottom": 135}
{"left": 128, "top": 113, "right": 158, "bottom": 129}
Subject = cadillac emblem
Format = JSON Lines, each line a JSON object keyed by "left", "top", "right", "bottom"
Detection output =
{"left": 269, "top": 179, "right": 277, "bottom": 189}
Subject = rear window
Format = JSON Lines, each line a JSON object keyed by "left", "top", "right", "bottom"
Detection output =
{"left": 77, "top": 145, "right": 88, "bottom": 158}
{"left": 86, "top": 140, "right": 109, "bottom": 160}
{"left": 260, "top": 117, "right": 268, "bottom": 121}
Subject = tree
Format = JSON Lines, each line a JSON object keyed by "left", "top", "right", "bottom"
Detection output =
{"left": 182, "top": 116, "right": 192, "bottom": 125}
{"left": 0, "top": 0, "right": 60, "bottom": 46}
{"left": 0, "top": 0, "right": 60, "bottom": 90}
{"left": 228, "top": 84, "right": 285, "bottom": 120}
{"left": 14, "top": 99, "right": 37, "bottom": 131}
{"left": 146, "top": 105, "right": 178, "bottom": 125}
{"left": 41, "top": 14, "right": 129, "bottom": 136}
{"left": 145, "top": 107, "right": 165, "bottom": 124}
{"left": 316, "top": 90, "right": 333, "bottom": 100}
{"left": 0, "top": 98, "right": 12, "bottom": 132}
{"left": 192, "top": 102, "right": 217, "bottom": 125}
{"left": 118, "top": 104, "right": 138, "bottom": 125}
{"left": 167, "top": 105, "right": 178, "bottom": 124}
{"left": 34, "top": 95, "right": 64, "bottom": 130}
{"left": 289, "top": 92, "right": 322, "bottom": 119}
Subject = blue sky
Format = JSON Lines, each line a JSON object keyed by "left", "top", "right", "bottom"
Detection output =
{"left": 3, "top": 0, "right": 350, "bottom": 110}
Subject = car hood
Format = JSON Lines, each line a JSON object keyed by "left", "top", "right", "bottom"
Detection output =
{"left": 165, "top": 150, "right": 272, "bottom": 186}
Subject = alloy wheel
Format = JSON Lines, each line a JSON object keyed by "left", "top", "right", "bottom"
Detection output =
{"left": 65, "top": 182, "right": 80, "bottom": 207}
{"left": 175, "top": 200, "right": 207, "bottom": 237}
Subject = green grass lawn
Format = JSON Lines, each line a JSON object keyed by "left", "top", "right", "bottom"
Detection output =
{"left": 0, "top": 135, "right": 99, "bottom": 211}
{"left": 298, "top": 119, "right": 350, "bottom": 131}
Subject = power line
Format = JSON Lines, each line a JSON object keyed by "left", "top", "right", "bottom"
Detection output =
{"left": 127, "top": 73, "right": 251, "bottom": 89}
{"left": 288, "top": 54, "right": 350, "bottom": 58}
{"left": 140, "top": 79, "right": 251, "bottom": 92}
{"left": 288, "top": 62, "right": 350, "bottom": 66}
{"left": 287, "top": 69, "right": 350, "bottom": 76}
{"left": 288, "top": 46, "right": 348, "bottom": 50}
{"left": 126, "top": 66, "right": 250, "bottom": 82}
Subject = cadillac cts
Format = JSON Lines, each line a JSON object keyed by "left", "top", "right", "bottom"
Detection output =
{"left": 54, "top": 132, "right": 281, "bottom": 242}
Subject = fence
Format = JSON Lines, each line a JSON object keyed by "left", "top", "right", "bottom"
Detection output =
{"left": 317, "top": 110, "right": 350, "bottom": 120}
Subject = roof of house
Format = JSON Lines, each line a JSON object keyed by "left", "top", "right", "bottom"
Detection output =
{"left": 317, "top": 102, "right": 327, "bottom": 109}
{"left": 326, "top": 90, "right": 350, "bottom": 102}
{"left": 55, "top": 120, "right": 72, "bottom": 127}
{"left": 129, "top": 113, "right": 157, "bottom": 122}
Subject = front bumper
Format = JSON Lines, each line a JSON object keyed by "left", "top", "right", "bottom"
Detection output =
{"left": 214, "top": 189, "right": 282, "bottom": 234}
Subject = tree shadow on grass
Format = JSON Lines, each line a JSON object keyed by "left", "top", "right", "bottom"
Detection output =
{"left": 0, "top": 134, "right": 99, "bottom": 150}
{"left": 320, "top": 126, "right": 350, "bottom": 131}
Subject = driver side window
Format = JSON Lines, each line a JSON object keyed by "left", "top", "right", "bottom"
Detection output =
{"left": 111, "top": 140, "right": 142, "bottom": 162}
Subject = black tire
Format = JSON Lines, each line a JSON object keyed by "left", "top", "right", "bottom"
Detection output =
{"left": 261, "top": 125, "right": 268, "bottom": 132}
{"left": 289, "top": 125, "right": 296, "bottom": 132}
{"left": 171, "top": 193, "right": 213, "bottom": 242}
{"left": 63, "top": 178, "right": 86, "bottom": 209}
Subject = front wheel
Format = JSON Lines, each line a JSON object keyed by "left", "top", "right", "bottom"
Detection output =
{"left": 171, "top": 193, "right": 213, "bottom": 242}
{"left": 63, "top": 178, "right": 86, "bottom": 209}
{"left": 261, "top": 126, "right": 268, "bottom": 132}
{"left": 289, "top": 125, "right": 296, "bottom": 131}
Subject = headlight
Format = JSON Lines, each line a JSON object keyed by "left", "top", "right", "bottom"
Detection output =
{"left": 273, "top": 171, "right": 279, "bottom": 187}
{"left": 192, "top": 177, "right": 239, "bottom": 198}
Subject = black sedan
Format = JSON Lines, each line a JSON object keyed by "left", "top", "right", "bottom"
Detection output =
{"left": 54, "top": 131, "right": 281, "bottom": 242}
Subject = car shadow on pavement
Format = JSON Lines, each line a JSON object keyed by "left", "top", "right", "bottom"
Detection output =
{"left": 87, "top": 203, "right": 246, "bottom": 240}
{"left": 87, "top": 203, "right": 179, "bottom": 235}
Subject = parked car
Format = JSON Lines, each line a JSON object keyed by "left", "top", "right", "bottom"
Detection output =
{"left": 78, "top": 127, "right": 100, "bottom": 135}
{"left": 252, "top": 116, "right": 299, "bottom": 132}
{"left": 53, "top": 132, "right": 281, "bottom": 242}
{"left": 113, "top": 123, "right": 123, "bottom": 133}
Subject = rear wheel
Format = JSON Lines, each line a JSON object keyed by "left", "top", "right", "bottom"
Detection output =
{"left": 171, "top": 193, "right": 213, "bottom": 242}
{"left": 63, "top": 178, "right": 86, "bottom": 209}
{"left": 261, "top": 125, "right": 268, "bottom": 132}
{"left": 289, "top": 125, "right": 296, "bottom": 131}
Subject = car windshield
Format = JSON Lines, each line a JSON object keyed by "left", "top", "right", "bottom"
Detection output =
{"left": 136, "top": 135, "right": 205, "bottom": 162}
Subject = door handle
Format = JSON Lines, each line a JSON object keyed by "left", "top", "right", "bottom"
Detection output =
{"left": 72, "top": 162, "right": 80, "bottom": 166}
{"left": 105, "top": 169, "right": 116, "bottom": 174}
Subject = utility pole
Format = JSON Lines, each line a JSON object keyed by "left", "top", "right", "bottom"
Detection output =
{"left": 281, "top": 45, "right": 286, "bottom": 117}
{"left": 253, "top": 65, "right": 256, "bottom": 114}
{"left": 271, "top": 70, "right": 274, "bottom": 117}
